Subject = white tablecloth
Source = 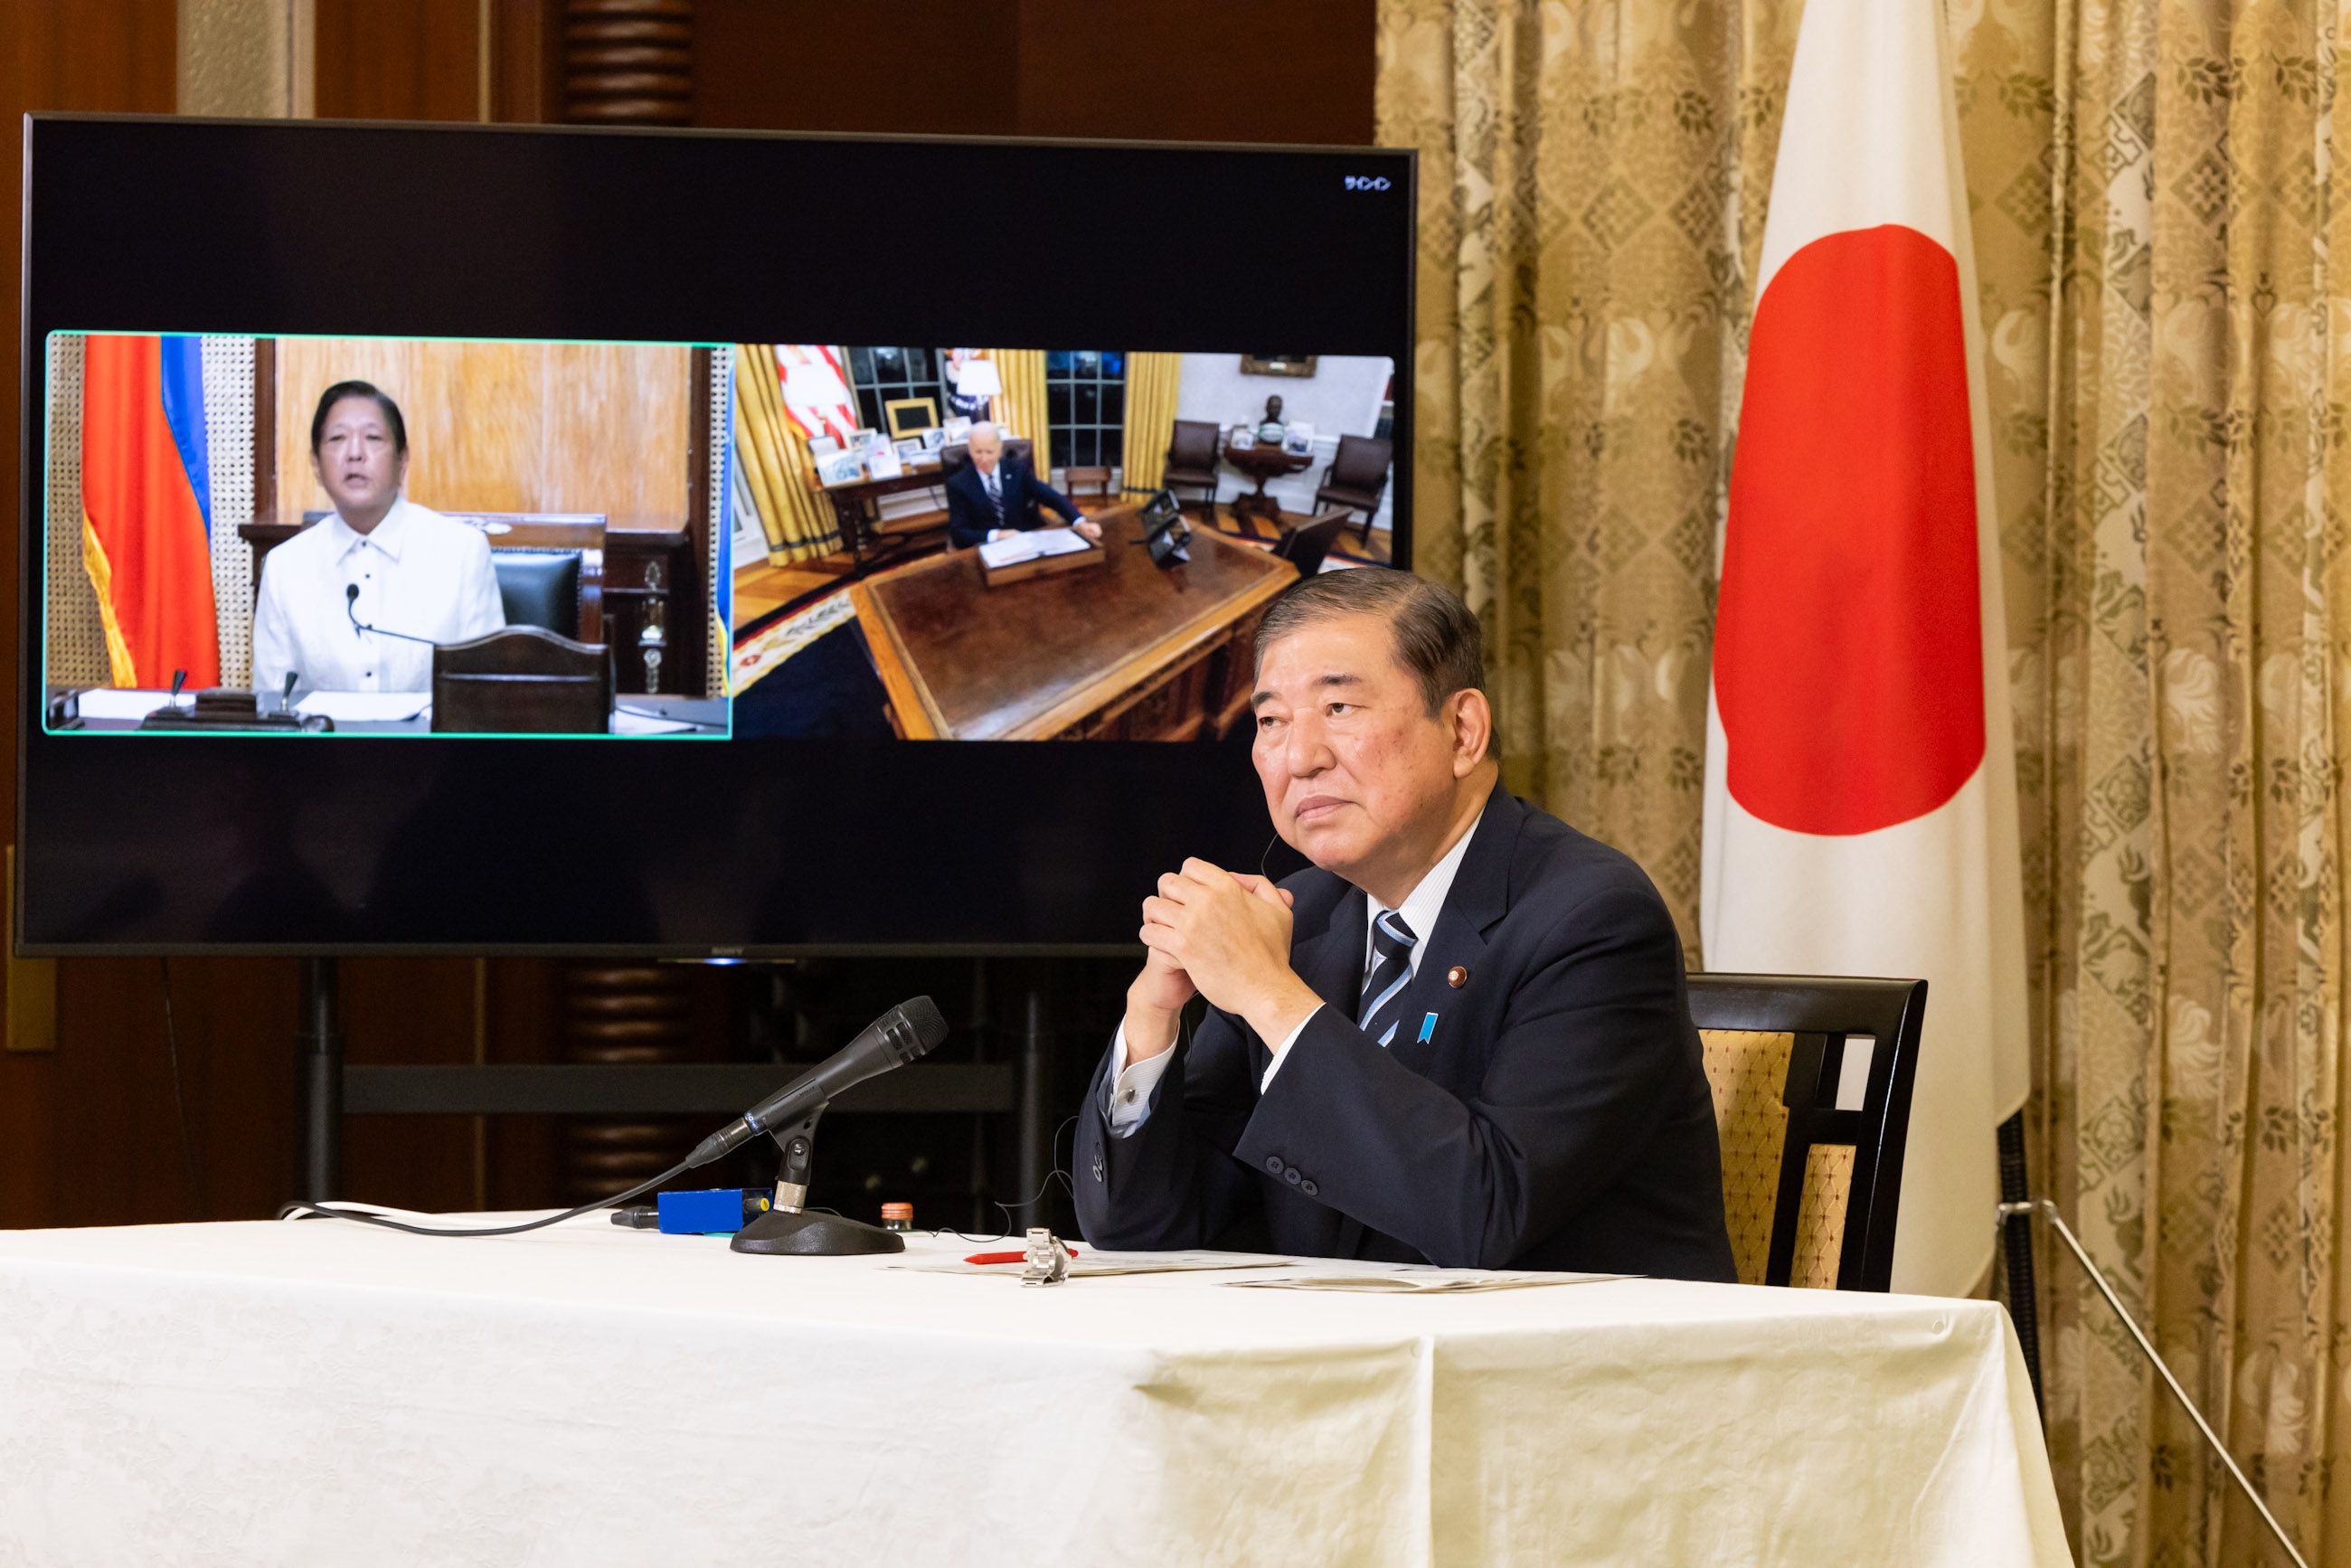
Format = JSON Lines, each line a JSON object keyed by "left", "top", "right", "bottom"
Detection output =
{"left": 0, "top": 1216, "right": 2069, "bottom": 1567}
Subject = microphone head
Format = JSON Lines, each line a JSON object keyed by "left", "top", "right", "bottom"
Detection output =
{"left": 893, "top": 996, "right": 949, "bottom": 1061}
{"left": 345, "top": 582, "right": 359, "bottom": 603}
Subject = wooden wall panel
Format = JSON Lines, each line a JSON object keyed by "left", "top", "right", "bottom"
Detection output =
{"left": 1015, "top": 1, "right": 1374, "bottom": 146}
{"left": 274, "top": 338, "right": 694, "bottom": 527}
{"left": 315, "top": 0, "right": 483, "bottom": 122}
{"left": 690, "top": 0, "right": 1372, "bottom": 143}
{"left": 693, "top": 0, "right": 1020, "bottom": 137}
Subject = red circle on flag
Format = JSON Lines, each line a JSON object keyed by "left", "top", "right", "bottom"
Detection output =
{"left": 1715, "top": 224, "right": 1985, "bottom": 836}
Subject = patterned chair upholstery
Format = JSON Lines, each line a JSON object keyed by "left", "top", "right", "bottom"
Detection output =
{"left": 1689, "top": 974, "right": 1927, "bottom": 1291}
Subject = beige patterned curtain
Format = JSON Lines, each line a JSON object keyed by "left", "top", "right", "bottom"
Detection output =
{"left": 1379, "top": 2, "right": 2351, "bottom": 1563}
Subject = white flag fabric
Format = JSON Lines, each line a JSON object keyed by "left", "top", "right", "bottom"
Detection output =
{"left": 1701, "top": 0, "right": 2029, "bottom": 1297}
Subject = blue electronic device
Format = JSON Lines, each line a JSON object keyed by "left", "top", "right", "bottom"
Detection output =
{"left": 657, "top": 1188, "right": 770, "bottom": 1235}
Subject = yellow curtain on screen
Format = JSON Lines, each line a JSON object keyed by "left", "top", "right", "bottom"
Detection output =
{"left": 732, "top": 344, "right": 839, "bottom": 565}
{"left": 983, "top": 349, "right": 1051, "bottom": 477}
{"left": 1120, "top": 352, "right": 1183, "bottom": 492}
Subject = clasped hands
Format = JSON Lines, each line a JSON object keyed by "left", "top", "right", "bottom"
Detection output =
{"left": 1124, "top": 858, "right": 1323, "bottom": 1067}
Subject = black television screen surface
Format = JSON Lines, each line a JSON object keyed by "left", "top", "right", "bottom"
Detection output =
{"left": 18, "top": 115, "right": 1413, "bottom": 955}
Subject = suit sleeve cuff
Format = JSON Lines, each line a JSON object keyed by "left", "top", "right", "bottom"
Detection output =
{"left": 1106, "top": 1023, "right": 1177, "bottom": 1138}
{"left": 1257, "top": 1005, "right": 1324, "bottom": 1093}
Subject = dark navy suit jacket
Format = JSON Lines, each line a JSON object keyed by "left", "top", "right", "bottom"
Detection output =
{"left": 943, "top": 458, "right": 1083, "bottom": 549}
{"left": 1073, "top": 784, "right": 1737, "bottom": 1280}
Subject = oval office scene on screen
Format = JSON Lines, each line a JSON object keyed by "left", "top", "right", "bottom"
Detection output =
{"left": 726, "top": 345, "right": 1395, "bottom": 741}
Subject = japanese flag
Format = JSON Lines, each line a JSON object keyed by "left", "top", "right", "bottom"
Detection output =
{"left": 1701, "top": 0, "right": 2030, "bottom": 1296}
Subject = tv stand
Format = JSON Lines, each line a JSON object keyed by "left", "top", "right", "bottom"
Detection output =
{"left": 293, "top": 962, "right": 1050, "bottom": 1220}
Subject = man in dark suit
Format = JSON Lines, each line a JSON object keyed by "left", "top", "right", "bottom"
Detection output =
{"left": 1074, "top": 568, "right": 1736, "bottom": 1280}
{"left": 942, "top": 422, "right": 1100, "bottom": 550}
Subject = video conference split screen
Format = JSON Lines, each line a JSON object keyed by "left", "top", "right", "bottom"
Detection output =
{"left": 42, "top": 335, "right": 1398, "bottom": 743}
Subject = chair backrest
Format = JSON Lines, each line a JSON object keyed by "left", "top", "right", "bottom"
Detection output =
{"left": 1271, "top": 507, "right": 1351, "bottom": 578}
{"left": 1167, "top": 419, "right": 1222, "bottom": 468}
{"left": 287, "top": 509, "right": 607, "bottom": 641}
{"left": 938, "top": 438, "right": 1034, "bottom": 478}
{"left": 1327, "top": 433, "right": 1394, "bottom": 492}
{"left": 1686, "top": 973, "right": 1926, "bottom": 1291}
{"left": 1062, "top": 465, "right": 1113, "bottom": 501}
{"left": 430, "top": 627, "right": 612, "bottom": 734}
{"left": 492, "top": 550, "right": 582, "bottom": 637}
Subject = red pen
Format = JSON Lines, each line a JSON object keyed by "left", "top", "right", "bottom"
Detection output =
{"left": 965, "top": 1246, "right": 1080, "bottom": 1265}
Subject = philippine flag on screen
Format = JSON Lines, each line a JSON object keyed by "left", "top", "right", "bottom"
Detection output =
{"left": 80, "top": 335, "right": 220, "bottom": 690}
{"left": 1700, "top": 0, "right": 2029, "bottom": 1296}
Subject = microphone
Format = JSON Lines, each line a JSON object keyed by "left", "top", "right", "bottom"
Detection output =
{"left": 684, "top": 996, "right": 949, "bottom": 1169}
{"left": 345, "top": 581, "right": 439, "bottom": 646}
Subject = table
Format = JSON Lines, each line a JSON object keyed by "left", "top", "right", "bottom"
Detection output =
{"left": 1223, "top": 437, "right": 1314, "bottom": 534}
{"left": 848, "top": 505, "right": 1296, "bottom": 741}
{"left": 0, "top": 1219, "right": 2068, "bottom": 1566}
{"left": 807, "top": 456, "right": 951, "bottom": 565}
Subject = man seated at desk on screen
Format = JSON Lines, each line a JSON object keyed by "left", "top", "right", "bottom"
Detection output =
{"left": 943, "top": 422, "right": 1102, "bottom": 551}
{"left": 250, "top": 381, "right": 505, "bottom": 695}
{"left": 1074, "top": 568, "right": 1737, "bottom": 1280}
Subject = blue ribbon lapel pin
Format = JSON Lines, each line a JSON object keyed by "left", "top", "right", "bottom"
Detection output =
{"left": 1417, "top": 1012, "right": 1438, "bottom": 1044}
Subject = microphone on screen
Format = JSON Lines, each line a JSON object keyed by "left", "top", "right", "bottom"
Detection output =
{"left": 345, "top": 581, "right": 439, "bottom": 646}
{"left": 684, "top": 996, "right": 950, "bottom": 1169}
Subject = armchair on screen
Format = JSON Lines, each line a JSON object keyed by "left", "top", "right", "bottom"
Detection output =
{"left": 1162, "top": 420, "right": 1223, "bottom": 526}
{"left": 1689, "top": 973, "right": 1926, "bottom": 1291}
{"left": 430, "top": 626, "right": 614, "bottom": 735}
{"left": 1311, "top": 434, "right": 1393, "bottom": 544}
{"left": 276, "top": 509, "right": 609, "bottom": 644}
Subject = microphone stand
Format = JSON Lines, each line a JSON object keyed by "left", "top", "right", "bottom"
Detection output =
{"left": 1997, "top": 1199, "right": 2311, "bottom": 1568}
{"left": 731, "top": 1104, "right": 906, "bottom": 1256}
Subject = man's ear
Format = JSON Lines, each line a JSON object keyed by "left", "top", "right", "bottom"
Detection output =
{"left": 1449, "top": 688, "right": 1493, "bottom": 777}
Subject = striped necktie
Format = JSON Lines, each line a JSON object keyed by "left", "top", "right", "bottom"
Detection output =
{"left": 985, "top": 468, "right": 1005, "bottom": 524}
{"left": 1359, "top": 909, "right": 1417, "bottom": 1048}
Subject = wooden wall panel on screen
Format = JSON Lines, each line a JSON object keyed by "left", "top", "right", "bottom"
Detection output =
{"left": 275, "top": 338, "right": 693, "bottom": 526}
{"left": 315, "top": 0, "right": 485, "bottom": 122}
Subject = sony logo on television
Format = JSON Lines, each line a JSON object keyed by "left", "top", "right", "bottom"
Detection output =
{"left": 1343, "top": 175, "right": 1393, "bottom": 192}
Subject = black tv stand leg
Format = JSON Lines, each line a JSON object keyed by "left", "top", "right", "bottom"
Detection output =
{"left": 297, "top": 957, "right": 344, "bottom": 1203}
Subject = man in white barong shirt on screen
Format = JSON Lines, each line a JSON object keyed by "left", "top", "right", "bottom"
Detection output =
{"left": 251, "top": 381, "right": 504, "bottom": 695}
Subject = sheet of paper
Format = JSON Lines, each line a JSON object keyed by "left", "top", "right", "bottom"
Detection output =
{"left": 610, "top": 708, "right": 697, "bottom": 736}
{"left": 1223, "top": 1269, "right": 1627, "bottom": 1294}
{"left": 890, "top": 1252, "right": 1298, "bottom": 1280}
{"left": 1029, "top": 528, "right": 1093, "bottom": 557}
{"left": 296, "top": 692, "right": 432, "bottom": 723}
{"left": 977, "top": 535, "right": 1043, "bottom": 569}
{"left": 73, "top": 690, "right": 186, "bottom": 721}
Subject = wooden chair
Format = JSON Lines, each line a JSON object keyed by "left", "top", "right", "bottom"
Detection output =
{"left": 430, "top": 627, "right": 612, "bottom": 734}
{"left": 1163, "top": 420, "right": 1223, "bottom": 525}
{"left": 1312, "top": 434, "right": 1393, "bottom": 543}
{"left": 1270, "top": 507, "right": 1351, "bottom": 579}
{"left": 1688, "top": 973, "right": 1925, "bottom": 1290}
{"left": 257, "top": 511, "right": 609, "bottom": 643}
{"left": 937, "top": 437, "right": 1034, "bottom": 478}
{"left": 1061, "top": 466, "right": 1114, "bottom": 509}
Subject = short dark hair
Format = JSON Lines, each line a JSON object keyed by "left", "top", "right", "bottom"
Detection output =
{"left": 310, "top": 381, "right": 408, "bottom": 457}
{"left": 1253, "top": 567, "right": 1485, "bottom": 716}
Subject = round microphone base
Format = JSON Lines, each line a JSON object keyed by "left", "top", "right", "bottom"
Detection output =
{"left": 730, "top": 1208, "right": 905, "bottom": 1257}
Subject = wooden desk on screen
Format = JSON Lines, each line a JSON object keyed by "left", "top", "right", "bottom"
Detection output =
{"left": 848, "top": 507, "right": 1297, "bottom": 741}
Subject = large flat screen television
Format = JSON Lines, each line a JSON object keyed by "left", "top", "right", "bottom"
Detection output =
{"left": 18, "top": 116, "right": 1414, "bottom": 955}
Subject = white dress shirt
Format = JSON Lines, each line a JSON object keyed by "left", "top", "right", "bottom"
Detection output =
{"left": 250, "top": 500, "right": 506, "bottom": 695}
{"left": 1105, "top": 817, "right": 1483, "bottom": 1136}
